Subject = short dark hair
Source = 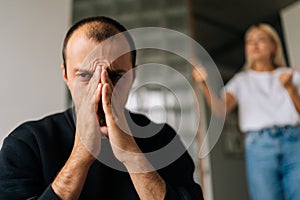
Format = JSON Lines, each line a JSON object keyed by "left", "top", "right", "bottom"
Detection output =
{"left": 62, "top": 16, "right": 136, "bottom": 71}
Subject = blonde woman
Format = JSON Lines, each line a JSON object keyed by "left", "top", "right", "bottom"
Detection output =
{"left": 194, "top": 24, "right": 300, "bottom": 200}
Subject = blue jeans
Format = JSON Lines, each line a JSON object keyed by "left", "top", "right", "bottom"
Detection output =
{"left": 245, "top": 125, "right": 300, "bottom": 200}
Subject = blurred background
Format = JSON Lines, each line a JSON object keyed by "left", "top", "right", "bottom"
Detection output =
{"left": 0, "top": 0, "right": 299, "bottom": 199}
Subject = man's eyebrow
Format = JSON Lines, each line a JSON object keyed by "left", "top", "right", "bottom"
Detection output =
{"left": 74, "top": 68, "right": 126, "bottom": 75}
{"left": 74, "top": 68, "right": 93, "bottom": 73}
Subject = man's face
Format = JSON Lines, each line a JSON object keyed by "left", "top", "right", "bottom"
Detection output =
{"left": 62, "top": 29, "right": 134, "bottom": 125}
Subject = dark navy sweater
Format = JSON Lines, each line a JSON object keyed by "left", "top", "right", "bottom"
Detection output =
{"left": 0, "top": 108, "right": 203, "bottom": 199}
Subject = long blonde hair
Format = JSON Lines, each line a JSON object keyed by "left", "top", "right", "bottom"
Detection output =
{"left": 243, "top": 23, "right": 287, "bottom": 70}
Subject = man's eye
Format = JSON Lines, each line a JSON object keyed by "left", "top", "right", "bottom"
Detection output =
{"left": 77, "top": 72, "right": 92, "bottom": 82}
{"left": 108, "top": 73, "right": 123, "bottom": 84}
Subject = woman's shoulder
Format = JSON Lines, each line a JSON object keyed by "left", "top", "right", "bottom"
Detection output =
{"left": 229, "top": 70, "right": 249, "bottom": 81}
{"left": 275, "top": 66, "right": 290, "bottom": 73}
{"left": 275, "top": 66, "right": 300, "bottom": 77}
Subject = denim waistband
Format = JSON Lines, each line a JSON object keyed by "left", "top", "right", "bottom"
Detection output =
{"left": 247, "top": 125, "right": 299, "bottom": 136}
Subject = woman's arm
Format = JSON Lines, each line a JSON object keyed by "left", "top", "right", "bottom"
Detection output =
{"left": 280, "top": 69, "right": 300, "bottom": 114}
{"left": 193, "top": 67, "right": 237, "bottom": 116}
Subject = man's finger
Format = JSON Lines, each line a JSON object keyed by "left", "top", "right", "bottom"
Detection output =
{"left": 95, "top": 83, "right": 102, "bottom": 108}
{"left": 101, "top": 66, "right": 113, "bottom": 89}
{"left": 87, "top": 66, "right": 101, "bottom": 98}
{"left": 102, "top": 83, "right": 113, "bottom": 124}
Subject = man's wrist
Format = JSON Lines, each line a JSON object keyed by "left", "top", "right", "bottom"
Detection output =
{"left": 71, "top": 140, "right": 97, "bottom": 167}
{"left": 122, "top": 152, "right": 154, "bottom": 173}
{"left": 51, "top": 142, "right": 96, "bottom": 198}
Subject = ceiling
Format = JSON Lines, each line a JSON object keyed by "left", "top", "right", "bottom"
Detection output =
{"left": 191, "top": 0, "right": 299, "bottom": 81}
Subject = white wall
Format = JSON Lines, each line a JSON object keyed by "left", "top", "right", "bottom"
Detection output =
{"left": 0, "top": 0, "right": 72, "bottom": 145}
{"left": 281, "top": 0, "right": 300, "bottom": 70}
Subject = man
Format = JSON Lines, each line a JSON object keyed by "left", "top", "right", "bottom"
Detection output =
{"left": 0, "top": 16, "right": 203, "bottom": 199}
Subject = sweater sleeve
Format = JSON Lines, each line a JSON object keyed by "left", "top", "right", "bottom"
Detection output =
{"left": 162, "top": 151, "right": 204, "bottom": 200}
{"left": 164, "top": 183, "right": 202, "bottom": 200}
{"left": 0, "top": 130, "right": 59, "bottom": 200}
{"left": 153, "top": 125, "right": 204, "bottom": 200}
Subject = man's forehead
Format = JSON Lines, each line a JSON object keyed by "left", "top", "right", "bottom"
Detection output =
{"left": 81, "top": 51, "right": 131, "bottom": 72}
{"left": 85, "top": 34, "right": 131, "bottom": 64}
{"left": 67, "top": 29, "right": 131, "bottom": 63}
{"left": 68, "top": 25, "right": 130, "bottom": 51}
{"left": 97, "top": 34, "right": 131, "bottom": 51}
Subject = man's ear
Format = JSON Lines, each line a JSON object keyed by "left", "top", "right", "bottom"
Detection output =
{"left": 61, "top": 64, "right": 68, "bottom": 83}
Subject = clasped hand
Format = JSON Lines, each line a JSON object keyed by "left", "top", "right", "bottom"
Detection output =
{"left": 74, "top": 66, "right": 139, "bottom": 164}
